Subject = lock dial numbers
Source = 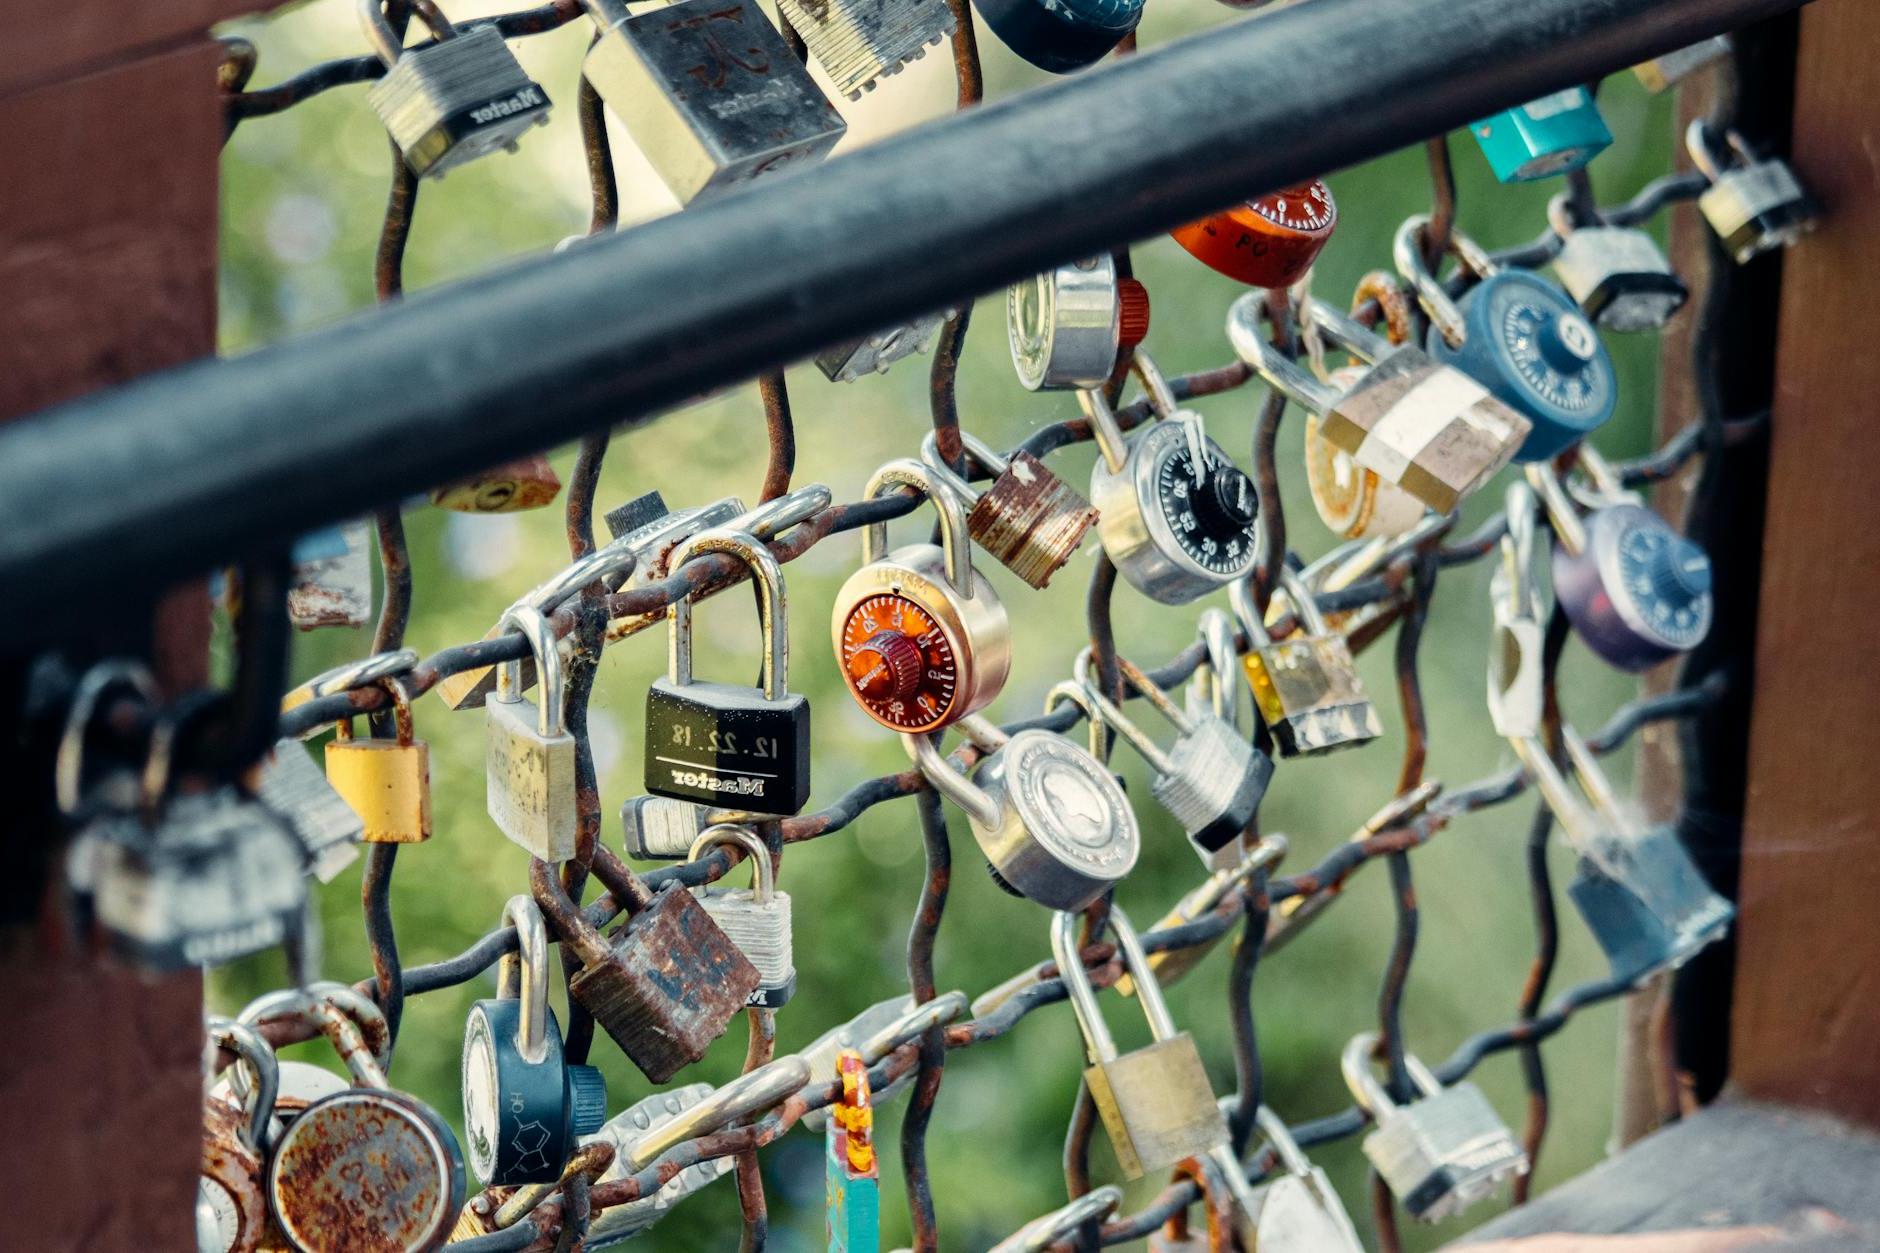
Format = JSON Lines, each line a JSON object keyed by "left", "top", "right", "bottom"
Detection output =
{"left": 838, "top": 594, "right": 961, "bottom": 732}
{"left": 1489, "top": 283, "right": 1614, "bottom": 415}
{"left": 1152, "top": 441, "right": 1260, "bottom": 578}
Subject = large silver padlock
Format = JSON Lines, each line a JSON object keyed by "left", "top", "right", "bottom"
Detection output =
{"left": 485, "top": 604, "right": 578, "bottom": 862}
{"left": 1343, "top": 1033, "right": 1527, "bottom": 1222}
{"left": 582, "top": 1085, "right": 737, "bottom": 1246}
{"left": 921, "top": 428, "right": 1098, "bottom": 590}
{"left": 1231, "top": 568, "right": 1383, "bottom": 757}
{"left": 250, "top": 739, "right": 362, "bottom": 884}
{"left": 1686, "top": 120, "right": 1819, "bottom": 264}
{"left": 775, "top": 0, "right": 955, "bottom": 99}
{"left": 1007, "top": 254, "right": 1147, "bottom": 391}
{"left": 287, "top": 520, "right": 373, "bottom": 630}
{"left": 688, "top": 825, "right": 795, "bottom": 1008}
{"left": 584, "top": 0, "right": 847, "bottom": 205}
{"left": 1548, "top": 196, "right": 1689, "bottom": 332}
{"left": 361, "top": 0, "right": 550, "bottom": 179}
{"left": 817, "top": 313, "right": 948, "bottom": 382}
{"left": 1247, "top": 1105, "right": 1363, "bottom": 1250}
{"left": 799, "top": 992, "right": 968, "bottom": 1133}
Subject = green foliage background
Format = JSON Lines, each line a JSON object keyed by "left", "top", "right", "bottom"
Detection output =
{"left": 210, "top": 2, "right": 1677, "bottom": 1246}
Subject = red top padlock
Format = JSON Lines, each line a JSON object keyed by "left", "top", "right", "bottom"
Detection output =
{"left": 1171, "top": 180, "right": 1337, "bottom": 289}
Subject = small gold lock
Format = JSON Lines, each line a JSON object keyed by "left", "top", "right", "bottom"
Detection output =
{"left": 325, "top": 676, "right": 432, "bottom": 844}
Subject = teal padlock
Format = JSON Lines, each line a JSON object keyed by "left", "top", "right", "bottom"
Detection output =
{"left": 826, "top": 1049, "right": 880, "bottom": 1253}
{"left": 1470, "top": 87, "right": 1612, "bottom": 183}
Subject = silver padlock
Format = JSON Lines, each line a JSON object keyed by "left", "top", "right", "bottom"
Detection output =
{"left": 904, "top": 713, "right": 1138, "bottom": 911}
{"left": 921, "top": 428, "right": 1098, "bottom": 590}
{"left": 775, "top": 0, "right": 955, "bottom": 99}
{"left": 1007, "top": 254, "right": 1147, "bottom": 391}
{"left": 817, "top": 313, "right": 948, "bottom": 382}
{"left": 361, "top": 0, "right": 550, "bottom": 179}
{"left": 1686, "top": 120, "right": 1819, "bottom": 264}
{"left": 582, "top": 1085, "right": 737, "bottom": 1246}
{"left": 620, "top": 794, "right": 710, "bottom": 859}
{"left": 688, "top": 825, "right": 795, "bottom": 1008}
{"left": 1547, "top": 196, "right": 1689, "bottom": 332}
{"left": 250, "top": 740, "right": 363, "bottom": 884}
{"left": 799, "top": 992, "right": 968, "bottom": 1133}
{"left": 1247, "top": 1105, "right": 1364, "bottom": 1251}
{"left": 485, "top": 604, "right": 578, "bottom": 862}
{"left": 287, "top": 520, "right": 373, "bottom": 630}
{"left": 990, "top": 1186, "right": 1123, "bottom": 1253}
{"left": 58, "top": 661, "right": 163, "bottom": 921}
{"left": 584, "top": 0, "right": 847, "bottom": 205}
{"left": 1633, "top": 34, "right": 1731, "bottom": 92}
{"left": 1230, "top": 568, "right": 1384, "bottom": 757}
{"left": 1343, "top": 1032, "right": 1527, "bottom": 1222}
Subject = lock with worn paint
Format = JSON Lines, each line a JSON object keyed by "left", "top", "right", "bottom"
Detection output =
{"left": 818, "top": 313, "right": 949, "bottom": 383}
{"left": 832, "top": 460, "right": 1011, "bottom": 734}
{"left": 1397, "top": 215, "right": 1618, "bottom": 462}
{"left": 1117, "top": 835, "right": 1286, "bottom": 997}
{"left": 1686, "top": 119, "right": 1819, "bottom": 264}
{"left": 1171, "top": 179, "right": 1337, "bottom": 290}
{"left": 462, "top": 896, "right": 607, "bottom": 1185}
{"left": 1548, "top": 196, "right": 1689, "bottom": 332}
{"left": 581, "top": 1085, "right": 738, "bottom": 1245}
{"left": 1052, "top": 907, "right": 1229, "bottom": 1179}
{"left": 1302, "top": 366, "right": 1430, "bottom": 540}
{"left": 584, "top": 0, "right": 847, "bottom": 205}
{"left": 430, "top": 453, "right": 563, "bottom": 513}
{"left": 1633, "top": 34, "right": 1730, "bottom": 93}
{"left": 1007, "top": 254, "right": 1148, "bottom": 392}
{"left": 1231, "top": 569, "right": 1382, "bottom": 757}
{"left": 1469, "top": 86, "right": 1611, "bottom": 183}
{"left": 250, "top": 740, "right": 362, "bottom": 883}
{"left": 990, "top": 1187, "right": 1122, "bottom": 1253}
{"left": 620, "top": 794, "right": 710, "bottom": 859}
{"left": 777, "top": 0, "right": 954, "bottom": 99}
{"left": 972, "top": 0, "right": 1141, "bottom": 72}
{"left": 920, "top": 428, "right": 1098, "bottom": 590}
{"left": 287, "top": 520, "right": 373, "bottom": 630}
{"left": 486, "top": 604, "right": 578, "bottom": 861}
{"left": 361, "top": 0, "right": 550, "bottom": 179}
{"left": 826, "top": 1049, "right": 881, "bottom": 1253}
{"left": 799, "top": 992, "right": 968, "bottom": 1133}
{"left": 688, "top": 825, "right": 796, "bottom": 1008}
{"left": 1247, "top": 1105, "right": 1364, "bottom": 1250}
{"left": 646, "top": 528, "right": 811, "bottom": 815}
{"left": 1343, "top": 1032, "right": 1527, "bottom": 1222}
{"left": 1086, "top": 352, "right": 1261, "bottom": 603}
{"left": 201, "top": 1017, "right": 278, "bottom": 1253}
{"left": 325, "top": 676, "right": 432, "bottom": 844}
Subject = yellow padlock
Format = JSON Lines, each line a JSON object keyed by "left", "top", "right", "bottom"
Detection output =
{"left": 324, "top": 676, "right": 432, "bottom": 843}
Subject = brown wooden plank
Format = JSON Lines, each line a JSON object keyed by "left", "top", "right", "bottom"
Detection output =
{"left": 0, "top": 0, "right": 259, "bottom": 98}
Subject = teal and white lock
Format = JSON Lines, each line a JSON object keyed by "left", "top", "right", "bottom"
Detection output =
{"left": 1395, "top": 215, "right": 1617, "bottom": 462}
{"left": 1469, "top": 86, "right": 1612, "bottom": 183}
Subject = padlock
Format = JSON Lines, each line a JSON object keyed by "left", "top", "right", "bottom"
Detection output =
{"left": 1685, "top": 120, "right": 1819, "bottom": 264}
{"left": 817, "top": 313, "right": 949, "bottom": 382}
{"left": 583, "top": 0, "right": 847, "bottom": 205}
{"left": 251, "top": 740, "right": 362, "bottom": 883}
{"left": 1547, "top": 196, "right": 1689, "bottom": 333}
{"left": 1116, "top": 834, "right": 1286, "bottom": 997}
{"left": 430, "top": 452, "right": 563, "bottom": 513}
{"left": 1171, "top": 179, "right": 1337, "bottom": 289}
{"left": 1247, "top": 1105, "right": 1364, "bottom": 1250}
{"left": 287, "top": 520, "right": 372, "bottom": 630}
{"left": 1633, "top": 34, "right": 1731, "bottom": 93}
{"left": 620, "top": 794, "right": 710, "bottom": 859}
{"left": 1303, "top": 368, "right": 1430, "bottom": 540}
{"left": 1231, "top": 290, "right": 1530, "bottom": 516}
{"left": 1396, "top": 215, "right": 1617, "bottom": 462}
{"left": 57, "top": 662, "right": 164, "bottom": 930}
{"left": 325, "top": 675, "right": 433, "bottom": 844}
{"left": 920, "top": 428, "right": 1098, "bottom": 590}
{"left": 989, "top": 1186, "right": 1122, "bottom": 1253}
{"left": 1469, "top": 86, "right": 1611, "bottom": 183}
{"left": 618, "top": 1053, "right": 810, "bottom": 1171}
{"left": 1231, "top": 568, "right": 1383, "bottom": 757}
{"left": 1052, "top": 907, "right": 1229, "bottom": 1179}
{"left": 831, "top": 459, "right": 1011, "bottom": 733}
{"left": 1343, "top": 1033, "right": 1527, "bottom": 1222}
{"left": 905, "top": 713, "right": 1138, "bottom": 911}
{"left": 971, "top": 0, "right": 1141, "bottom": 72}
{"left": 1487, "top": 482, "right": 1547, "bottom": 741}
{"left": 462, "top": 896, "right": 608, "bottom": 1185}
{"left": 201, "top": 1017, "right": 278, "bottom": 1253}
{"left": 826, "top": 1049, "right": 880, "bottom": 1253}
{"left": 1076, "top": 651, "right": 1272, "bottom": 857}
{"left": 360, "top": 0, "right": 550, "bottom": 179}
{"left": 265, "top": 991, "right": 465, "bottom": 1252}
{"left": 776, "top": 0, "right": 954, "bottom": 99}
{"left": 1007, "top": 254, "right": 1149, "bottom": 391}
{"left": 486, "top": 605, "right": 579, "bottom": 861}
{"left": 687, "top": 825, "right": 796, "bottom": 1008}
{"left": 581, "top": 1085, "right": 738, "bottom": 1246}
{"left": 799, "top": 992, "right": 968, "bottom": 1133}
{"left": 1086, "top": 352, "right": 1260, "bottom": 604}
{"left": 1529, "top": 447, "right": 1713, "bottom": 671}
{"left": 645, "top": 528, "right": 811, "bottom": 815}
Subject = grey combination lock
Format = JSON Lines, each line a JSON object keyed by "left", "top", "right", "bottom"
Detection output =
{"left": 687, "top": 825, "right": 796, "bottom": 1008}
{"left": 817, "top": 314, "right": 948, "bottom": 382}
{"left": 1686, "top": 120, "right": 1819, "bottom": 264}
{"left": 361, "top": 0, "right": 550, "bottom": 179}
{"left": 776, "top": 0, "right": 955, "bottom": 99}
{"left": 1547, "top": 196, "right": 1689, "bottom": 332}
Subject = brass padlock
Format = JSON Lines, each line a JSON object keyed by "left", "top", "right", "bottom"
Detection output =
{"left": 202, "top": 1017, "right": 278, "bottom": 1253}
{"left": 430, "top": 452, "right": 562, "bottom": 513}
{"left": 921, "top": 428, "right": 1098, "bottom": 590}
{"left": 325, "top": 676, "right": 432, "bottom": 844}
{"left": 486, "top": 605, "right": 578, "bottom": 862}
{"left": 1231, "top": 568, "right": 1382, "bottom": 757}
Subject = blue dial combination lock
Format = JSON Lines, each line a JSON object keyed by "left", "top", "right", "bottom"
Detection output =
{"left": 462, "top": 897, "right": 607, "bottom": 1186}
{"left": 1469, "top": 86, "right": 1612, "bottom": 183}
{"left": 972, "top": 0, "right": 1143, "bottom": 74}
{"left": 1395, "top": 215, "right": 1616, "bottom": 462}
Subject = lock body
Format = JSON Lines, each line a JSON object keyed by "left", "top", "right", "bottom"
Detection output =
{"left": 1569, "top": 826, "right": 1733, "bottom": 988}
{"left": 1149, "top": 717, "right": 1272, "bottom": 855}
{"left": 968, "top": 730, "right": 1138, "bottom": 911}
{"left": 1242, "top": 634, "right": 1382, "bottom": 757}
{"left": 1253, "top": 1168, "right": 1365, "bottom": 1250}
{"left": 1633, "top": 35, "right": 1730, "bottom": 92}
{"left": 1363, "top": 1082, "right": 1527, "bottom": 1221}
{"left": 1008, "top": 255, "right": 1146, "bottom": 391}
{"left": 817, "top": 314, "right": 948, "bottom": 382}
{"left": 202, "top": 1098, "right": 269, "bottom": 1253}
{"left": 1085, "top": 1035, "right": 1228, "bottom": 1180}
{"left": 954, "top": 449, "right": 1099, "bottom": 591}
{"left": 776, "top": 0, "right": 955, "bottom": 99}
{"left": 326, "top": 737, "right": 433, "bottom": 844}
{"left": 621, "top": 794, "right": 710, "bottom": 859}
{"left": 1699, "top": 162, "right": 1815, "bottom": 263}
{"left": 971, "top": 0, "right": 1142, "bottom": 73}
{"left": 645, "top": 681, "right": 811, "bottom": 814}
{"left": 268, "top": 1088, "right": 465, "bottom": 1251}
{"left": 288, "top": 520, "right": 372, "bottom": 630}
{"left": 1551, "top": 227, "right": 1688, "bottom": 332}
{"left": 254, "top": 741, "right": 362, "bottom": 883}
{"left": 583, "top": 1086, "right": 736, "bottom": 1245}
{"left": 826, "top": 1052, "right": 881, "bottom": 1252}
{"left": 430, "top": 452, "right": 563, "bottom": 513}
{"left": 1171, "top": 181, "right": 1336, "bottom": 289}
{"left": 486, "top": 695, "right": 579, "bottom": 862}
{"left": 689, "top": 830, "right": 797, "bottom": 1009}
{"left": 367, "top": 25, "right": 550, "bottom": 178}
{"left": 1092, "top": 420, "right": 1259, "bottom": 604}
{"left": 1470, "top": 86, "right": 1611, "bottom": 183}
{"left": 1552, "top": 502, "right": 1713, "bottom": 671}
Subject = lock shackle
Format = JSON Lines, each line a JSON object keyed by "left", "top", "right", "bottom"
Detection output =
{"left": 856, "top": 989, "right": 968, "bottom": 1064}
{"left": 1071, "top": 648, "right": 1184, "bottom": 776}
{"left": 1080, "top": 351, "right": 1185, "bottom": 474}
{"left": 1353, "top": 271, "right": 1417, "bottom": 348}
{"left": 1496, "top": 479, "right": 1541, "bottom": 622}
{"left": 519, "top": 539, "right": 640, "bottom": 615}
{"left": 1569, "top": 443, "right": 1633, "bottom": 509}
{"left": 1340, "top": 1031, "right": 1444, "bottom": 1117}
{"left": 1227, "top": 292, "right": 1342, "bottom": 415}
{"left": 1545, "top": 192, "right": 1606, "bottom": 239}
{"left": 493, "top": 604, "right": 563, "bottom": 735}
{"left": 334, "top": 673, "right": 418, "bottom": 745}
{"left": 496, "top": 895, "right": 553, "bottom": 1065}
{"left": 1044, "top": 678, "right": 1112, "bottom": 764}
{"left": 234, "top": 982, "right": 395, "bottom": 1093}
{"left": 282, "top": 648, "right": 421, "bottom": 735}
{"left": 623, "top": 1054, "right": 811, "bottom": 1171}
{"left": 1229, "top": 567, "right": 1327, "bottom": 650}
{"left": 686, "top": 824, "right": 775, "bottom": 905}
{"left": 862, "top": 458, "right": 975, "bottom": 599}
{"left": 1301, "top": 296, "right": 1397, "bottom": 369}
{"left": 55, "top": 660, "right": 162, "bottom": 818}
{"left": 1190, "top": 607, "right": 1242, "bottom": 734}
{"left": 918, "top": 430, "right": 1010, "bottom": 507}
{"left": 1523, "top": 462, "right": 1591, "bottom": 556}
{"left": 1683, "top": 119, "right": 1748, "bottom": 184}
{"left": 1392, "top": 215, "right": 1497, "bottom": 351}
{"left": 902, "top": 731, "right": 1001, "bottom": 829}
{"left": 666, "top": 527, "right": 788, "bottom": 698}
{"left": 358, "top": 0, "right": 458, "bottom": 68}
{"left": 209, "top": 1015, "right": 280, "bottom": 1154}
{"left": 1254, "top": 1105, "right": 1316, "bottom": 1179}
{"left": 991, "top": 1185, "right": 1123, "bottom": 1252}
{"left": 1050, "top": 906, "right": 1178, "bottom": 1066}
{"left": 725, "top": 482, "right": 832, "bottom": 543}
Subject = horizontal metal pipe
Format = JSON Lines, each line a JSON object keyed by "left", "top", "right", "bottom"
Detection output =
{"left": 0, "top": 0, "right": 1804, "bottom": 642}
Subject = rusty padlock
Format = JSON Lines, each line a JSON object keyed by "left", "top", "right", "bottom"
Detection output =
{"left": 201, "top": 1017, "right": 278, "bottom": 1253}
{"left": 431, "top": 452, "right": 562, "bottom": 512}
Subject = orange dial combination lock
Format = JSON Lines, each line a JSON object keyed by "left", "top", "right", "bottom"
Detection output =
{"left": 1171, "top": 180, "right": 1337, "bottom": 290}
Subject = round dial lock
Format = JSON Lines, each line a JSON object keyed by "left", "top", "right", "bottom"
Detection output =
{"left": 977, "top": 730, "right": 1139, "bottom": 908}
{"left": 1158, "top": 437, "right": 1260, "bottom": 577}
{"left": 268, "top": 1089, "right": 465, "bottom": 1253}
{"left": 838, "top": 593, "right": 963, "bottom": 733}
{"left": 1007, "top": 255, "right": 1147, "bottom": 392}
{"left": 1171, "top": 180, "right": 1337, "bottom": 289}
{"left": 971, "top": 0, "right": 1144, "bottom": 74}
{"left": 1555, "top": 503, "right": 1713, "bottom": 671}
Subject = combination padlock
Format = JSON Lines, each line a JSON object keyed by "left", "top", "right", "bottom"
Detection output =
{"left": 817, "top": 313, "right": 949, "bottom": 383}
{"left": 1086, "top": 353, "right": 1261, "bottom": 603}
{"left": 826, "top": 1049, "right": 880, "bottom": 1253}
{"left": 360, "top": 0, "right": 550, "bottom": 179}
{"left": 620, "top": 793, "right": 710, "bottom": 859}
{"left": 688, "top": 825, "right": 796, "bottom": 1008}
{"left": 1231, "top": 290, "right": 1530, "bottom": 517}
{"left": 1397, "top": 214, "right": 1617, "bottom": 462}
{"left": 1469, "top": 85, "right": 1611, "bottom": 183}
{"left": 287, "top": 519, "right": 372, "bottom": 630}
{"left": 1686, "top": 120, "right": 1819, "bottom": 264}
{"left": 972, "top": 0, "right": 1141, "bottom": 73}
{"left": 1007, "top": 253, "right": 1148, "bottom": 392}
{"left": 583, "top": 0, "right": 847, "bottom": 205}
{"left": 989, "top": 1187, "right": 1122, "bottom": 1253}
{"left": 1342, "top": 1033, "right": 1527, "bottom": 1223}
{"left": 581, "top": 1085, "right": 737, "bottom": 1246}
{"left": 905, "top": 714, "right": 1138, "bottom": 911}
{"left": 799, "top": 992, "right": 968, "bottom": 1133}
{"left": 646, "top": 527, "right": 811, "bottom": 815}
{"left": 1076, "top": 651, "right": 1271, "bottom": 858}
{"left": 485, "top": 605, "right": 578, "bottom": 861}
{"left": 920, "top": 428, "right": 1098, "bottom": 590}
{"left": 324, "top": 675, "right": 433, "bottom": 844}
{"left": 1633, "top": 34, "right": 1731, "bottom": 93}
{"left": 1052, "top": 907, "right": 1230, "bottom": 1180}
{"left": 462, "top": 896, "right": 607, "bottom": 1185}
{"left": 250, "top": 740, "right": 362, "bottom": 883}
{"left": 1171, "top": 179, "right": 1337, "bottom": 290}
{"left": 831, "top": 459, "right": 1012, "bottom": 734}
{"left": 1230, "top": 569, "right": 1382, "bottom": 757}
{"left": 1247, "top": 1105, "right": 1364, "bottom": 1250}
{"left": 1116, "top": 835, "right": 1286, "bottom": 998}
{"left": 429, "top": 452, "right": 562, "bottom": 513}
{"left": 775, "top": 0, "right": 955, "bottom": 99}
{"left": 1547, "top": 195, "right": 1689, "bottom": 333}
{"left": 201, "top": 1017, "right": 278, "bottom": 1253}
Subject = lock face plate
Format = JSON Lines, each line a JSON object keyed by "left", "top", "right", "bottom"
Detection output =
{"left": 644, "top": 679, "right": 812, "bottom": 814}
{"left": 1085, "top": 1034, "right": 1228, "bottom": 1179}
{"left": 485, "top": 697, "right": 578, "bottom": 861}
{"left": 269, "top": 1091, "right": 465, "bottom": 1252}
